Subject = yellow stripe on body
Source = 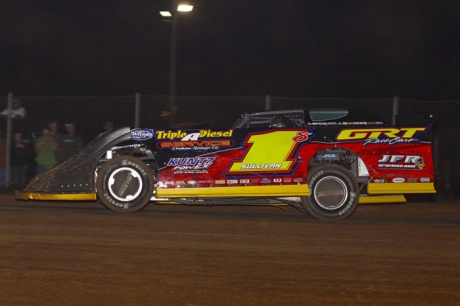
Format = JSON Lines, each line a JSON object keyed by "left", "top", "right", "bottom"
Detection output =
{"left": 157, "top": 184, "right": 311, "bottom": 198}
{"left": 358, "top": 195, "right": 406, "bottom": 204}
{"left": 16, "top": 192, "right": 97, "bottom": 201}
{"left": 368, "top": 183, "right": 435, "bottom": 195}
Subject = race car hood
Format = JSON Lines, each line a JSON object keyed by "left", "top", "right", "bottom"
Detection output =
{"left": 17, "top": 127, "right": 132, "bottom": 198}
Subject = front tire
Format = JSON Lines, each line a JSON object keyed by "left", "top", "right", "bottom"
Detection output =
{"left": 96, "top": 156, "right": 154, "bottom": 213}
{"left": 302, "top": 164, "right": 359, "bottom": 220}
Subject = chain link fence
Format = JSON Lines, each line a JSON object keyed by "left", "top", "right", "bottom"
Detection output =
{"left": 5, "top": 94, "right": 458, "bottom": 139}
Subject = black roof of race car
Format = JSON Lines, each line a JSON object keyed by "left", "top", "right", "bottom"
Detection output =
{"left": 233, "top": 109, "right": 386, "bottom": 128}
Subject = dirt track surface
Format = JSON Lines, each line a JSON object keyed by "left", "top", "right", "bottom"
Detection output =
{"left": 1, "top": 195, "right": 459, "bottom": 306}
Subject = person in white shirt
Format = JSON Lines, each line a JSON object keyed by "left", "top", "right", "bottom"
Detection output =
{"left": 0, "top": 99, "right": 26, "bottom": 119}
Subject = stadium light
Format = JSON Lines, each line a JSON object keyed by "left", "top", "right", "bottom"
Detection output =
{"left": 159, "top": 11, "right": 172, "bottom": 17}
{"left": 177, "top": 4, "right": 193, "bottom": 12}
{"left": 159, "top": 3, "right": 194, "bottom": 127}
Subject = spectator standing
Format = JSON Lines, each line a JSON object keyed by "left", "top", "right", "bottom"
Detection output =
{"left": 11, "top": 132, "right": 33, "bottom": 187}
{"left": 0, "top": 99, "right": 26, "bottom": 119}
{"left": 98, "top": 121, "right": 114, "bottom": 137}
{"left": 35, "top": 127, "right": 58, "bottom": 174}
{"left": 48, "top": 120, "right": 63, "bottom": 163}
{"left": 60, "top": 123, "right": 83, "bottom": 162}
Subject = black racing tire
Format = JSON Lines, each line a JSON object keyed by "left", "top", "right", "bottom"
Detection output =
{"left": 96, "top": 155, "right": 154, "bottom": 213}
{"left": 302, "top": 164, "right": 359, "bottom": 220}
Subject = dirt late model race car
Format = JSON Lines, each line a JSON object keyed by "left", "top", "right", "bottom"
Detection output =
{"left": 16, "top": 109, "right": 436, "bottom": 220}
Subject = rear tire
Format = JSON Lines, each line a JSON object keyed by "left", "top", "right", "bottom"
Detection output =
{"left": 96, "top": 156, "right": 154, "bottom": 213}
{"left": 302, "top": 164, "right": 358, "bottom": 220}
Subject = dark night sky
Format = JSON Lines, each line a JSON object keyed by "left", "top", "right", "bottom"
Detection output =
{"left": 1, "top": 0, "right": 460, "bottom": 99}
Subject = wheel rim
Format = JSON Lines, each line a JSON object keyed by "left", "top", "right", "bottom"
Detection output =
{"left": 107, "top": 167, "right": 143, "bottom": 202}
{"left": 313, "top": 176, "right": 348, "bottom": 210}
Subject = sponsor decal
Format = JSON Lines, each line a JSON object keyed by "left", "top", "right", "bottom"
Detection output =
{"left": 293, "top": 178, "right": 303, "bottom": 183}
{"left": 167, "top": 157, "right": 215, "bottom": 167}
{"left": 131, "top": 129, "right": 154, "bottom": 141}
{"left": 317, "top": 189, "right": 345, "bottom": 198}
{"left": 227, "top": 179, "right": 238, "bottom": 184}
{"left": 176, "top": 181, "right": 186, "bottom": 185}
{"left": 364, "top": 138, "right": 417, "bottom": 146}
{"left": 420, "top": 177, "right": 431, "bottom": 182}
{"left": 215, "top": 180, "right": 226, "bottom": 184}
{"left": 273, "top": 178, "right": 282, "bottom": 183}
{"left": 261, "top": 178, "right": 271, "bottom": 183}
{"left": 293, "top": 131, "right": 314, "bottom": 142}
{"left": 336, "top": 127, "right": 428, "bottom": 146}
{"left": 227, "top": 130, "right": 313, "bottom": 174}
{"left": 240, "top": 179, "right": 250, "bottom": 184}
{"left": 415, "top": 157, "right": 426, "bottom": 170}
{"left": 155, "top": 129, "right": 233, "bottom": 140}
{"left": 167, "top": 157, "right": 215, "bottom": 174}
{"left": 241, "top": 164, "right": 282, "bottom": 169}
{"left": 311, "top": 121, "right": 384, "bottom": 126}
{"left": 377, "top": 155, "right": 426, "bottom": 170}
{"left": 158, "top": 140, "right": 233, "bottom": 150}
{"left": 373, "top": 179, "right": 385, "bottom": 183}
{"left": 251, "top": 179, "right": 259, "bottom": 184}
{"left": 155, "top": 129, "right": 234, "bottom": 150}
{"left": 187, "top": 180, "right": 197, "bottom": 185}
{"left": 283, "top": 178, "right": 292, "bottom": 183}
{"left": 392, "top": 178, "right": 405, "bottom": 183}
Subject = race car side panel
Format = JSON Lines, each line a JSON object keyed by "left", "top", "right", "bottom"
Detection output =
{"left": 332, "top": 126, "right": 434, "bottom": 193}
{"left": 145, "top": 126, "right": 435, "bottom": 197}
{"left": 152, "top": 128, "right": 313, "bottom": 192}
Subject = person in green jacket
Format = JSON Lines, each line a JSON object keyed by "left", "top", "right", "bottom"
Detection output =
{"left": 35, "top": 127, "right": 58, "bottom": 174}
